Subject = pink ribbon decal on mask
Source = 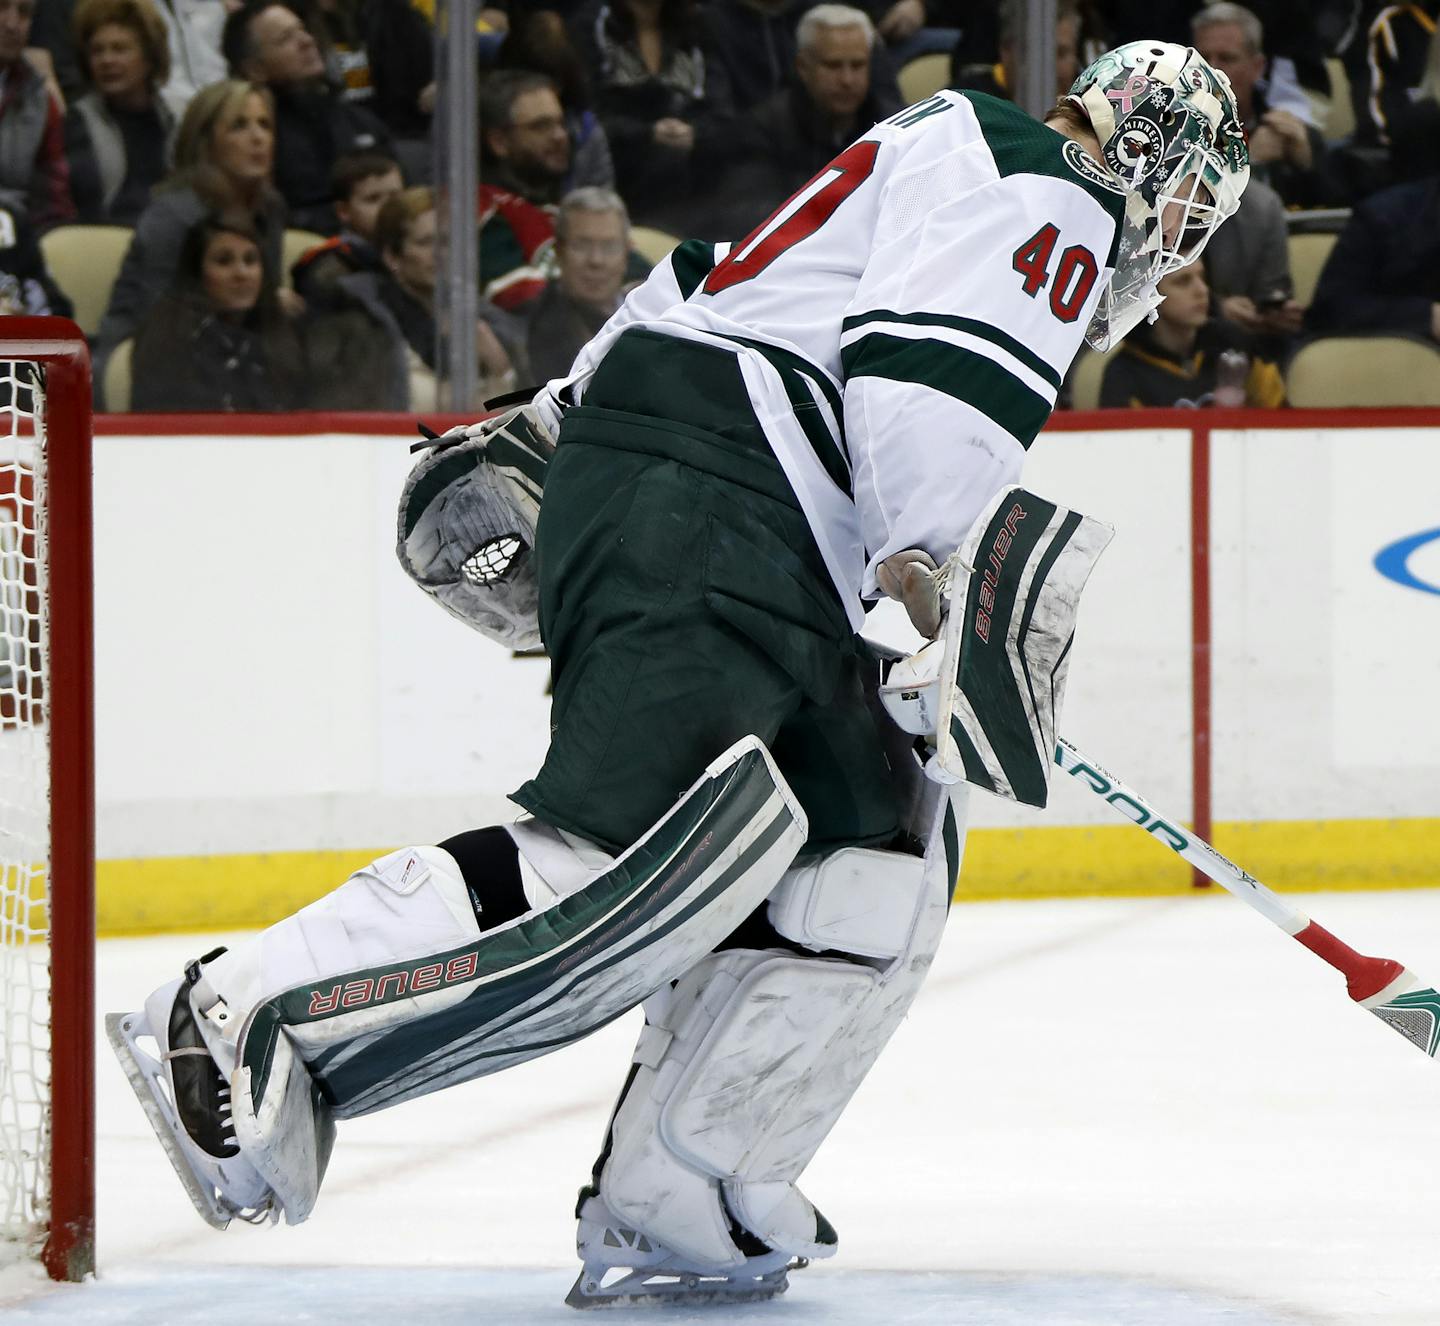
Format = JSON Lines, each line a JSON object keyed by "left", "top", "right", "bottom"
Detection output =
{"left": 1105, "top": 74, "right": 1150, "bottom": 115}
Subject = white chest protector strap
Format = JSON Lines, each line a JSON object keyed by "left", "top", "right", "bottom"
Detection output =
{"left": 188, "top": 736, "right": 805, "bottom": 1225}
{"left": 592, "top": 781, "right": 968, "bottom": 1270}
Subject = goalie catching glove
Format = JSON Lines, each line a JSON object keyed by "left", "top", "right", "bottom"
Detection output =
{"left": 395, "top": 395, "right": 560, "bottom": 650}
{"left": 879, "top": 485, "right": 1113, "bottom": 808}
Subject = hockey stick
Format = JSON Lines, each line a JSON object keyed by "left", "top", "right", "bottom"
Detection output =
{"left": 1054, "top": 736, "right": 1440, "bottom": 1059}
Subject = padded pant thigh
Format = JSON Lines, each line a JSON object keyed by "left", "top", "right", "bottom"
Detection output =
{"left": 514, "top": 440, "right": 896, "bottom": 855}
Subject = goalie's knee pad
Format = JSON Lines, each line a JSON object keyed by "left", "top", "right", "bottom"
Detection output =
{"left": 591, "top": 784, "right": 968, "bottom": 1271}
{"left": 177, "top": 736, "right": 806, "bottom": 1225}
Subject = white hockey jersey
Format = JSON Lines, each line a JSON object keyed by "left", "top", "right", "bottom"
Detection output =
{"left": 551, "top": 91, "right": 1126, "bottom": 631}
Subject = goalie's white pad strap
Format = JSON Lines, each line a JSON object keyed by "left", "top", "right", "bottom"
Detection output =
{"left": 599, "top": 783, "right": 968, "bottom": 1269}
{"left": 766, "top": 847, "right": 927, "bottom": 960}
{"left": 935, "top": 485, "right": 1113, "bottom": 807}
{"left": 224, "top": 737, "right": 805, "bottom": 1221}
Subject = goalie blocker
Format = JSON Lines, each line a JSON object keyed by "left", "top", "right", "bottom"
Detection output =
{"left": 881, "top": 485, "right": 1113, "bottom": 809}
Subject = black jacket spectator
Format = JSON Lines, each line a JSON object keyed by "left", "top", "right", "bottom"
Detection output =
{"left": 574, "top": 0, "right": 735, "bottom": 236}
{"left": 267, "top": 82, "right": 389, "bottom": 231}
{"left": 131, "top": 213, "right": 305, "bottom": 410}
{"left": 224, "top": 1, "right": 391, "bottom": 232}
{"left": 1308, "top": 176, "right": 1440, "bottom": 342}
{"left": 1355, "top": 1, "right": 1438, "bottom": 146}
{"left": 694, "top": 0, "right": 797, "bottom": 119}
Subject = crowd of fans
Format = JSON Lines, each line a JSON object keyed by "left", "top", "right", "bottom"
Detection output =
{"left": 0, "top": 0, "right": 1433, "bottom": 411}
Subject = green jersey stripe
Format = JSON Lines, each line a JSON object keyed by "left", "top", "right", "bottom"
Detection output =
{"left": 842, "top": 309, "right": 1063, "bottom": 390}
{"left": 669, "top": 238, "right": 720, "bottom": 299}
{"left": 841, "top": 331, "right": 1053, "bottom": 448}
{"left": 721, "top": 334, "right": 852, "bottom": 494}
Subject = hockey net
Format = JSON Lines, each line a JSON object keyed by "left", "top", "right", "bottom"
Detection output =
{"left": 0, "top": 323, "right": 93, "bottom": 1283}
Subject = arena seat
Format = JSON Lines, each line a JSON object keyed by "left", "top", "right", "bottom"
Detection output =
{"left": 628, "top": 226, "right": 680, "bottom": 267}
{"left": 1288, "top": 231, "right": 1339, "bottom": 308}
{"left": 281, "top": 228, "right": 328, "bottom": 287}
{"left": 39, "top": 225, "right": 133, "bottom": 337}
{"left": 898, "top": 52, "right": 950, "bottom": 105}
{"left": 1286, "top": 336, "right": 1440, "bottom": 407}
{"left": 1068, "top": 345, "right": 1122, "bottom": 410}
{"left": 103, "top": 338, "right": 133, "bottom": 413}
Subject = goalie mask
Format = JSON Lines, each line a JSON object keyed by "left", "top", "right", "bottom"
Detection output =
{"left": 1068, "top": 42, "right": 1250, "bottom": 350}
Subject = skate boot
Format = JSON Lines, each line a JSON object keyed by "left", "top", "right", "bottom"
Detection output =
{"left": 565, "top": 1193, "right": 804, "bottom": 1309}
{"left": 107, "top": 952, "right": 275, "bottom": 1229}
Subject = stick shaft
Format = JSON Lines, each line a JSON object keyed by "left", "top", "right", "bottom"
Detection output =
{"left": 1053, "top": 738, "right": 1406, "bottom": 1003}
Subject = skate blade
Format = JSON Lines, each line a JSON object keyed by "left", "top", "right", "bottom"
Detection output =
{"left": 564, "top": 1261, "right": 797, "bottom": 1310}
{"left": 105, "top": 1010, "right": 274, "bottom": 1231}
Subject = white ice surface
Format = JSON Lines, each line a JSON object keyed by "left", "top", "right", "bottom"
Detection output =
{"left": 6, "top": 889, "right": 1440, "bottom": 1324}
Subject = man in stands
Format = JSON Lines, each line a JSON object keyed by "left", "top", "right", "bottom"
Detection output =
{"left": 0, "top": 0, "right": 74, "bottom": 232}
{"left": 1191, "top": 2, "right": 1341, "bottom": 208}
{"left": 224, "top": 0, "right": 390, "bottom": 232}
{"left": 720, "top": 5, "right": 899, "bottom": 237}
{"left": 481, "top": 185, "right": 632, "bottom": 385}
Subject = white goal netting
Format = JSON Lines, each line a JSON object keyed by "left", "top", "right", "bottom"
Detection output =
{"left": 0, "top": 361, "right": 51, "bottom": 1262}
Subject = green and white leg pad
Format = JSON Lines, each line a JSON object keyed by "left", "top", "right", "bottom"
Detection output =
{"left": 571, "top": 783, "right": 968, "bottom": 1306}
{"left": 133, "top": 736, "right": 806, "bottom": 1228}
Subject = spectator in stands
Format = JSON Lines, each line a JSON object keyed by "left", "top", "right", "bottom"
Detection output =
{"left": 1389, "top": 25, "right": 1440, "bottom": 182}
{"left": 481, "top": 185, "right": 629, "bottom": 384}
{"left": 96, "top": 79, "right": 287, "bottom": 362}
{"left": 1202, "top": 176, "right": 1302, "bottom": 347}
{"left": 575, "top": 0, "right": 738, "bottom": 236}
{"left": 152, "top": 0, "right": 228, "bottom": 118}
{"left": 496, "top": 11, "right": 613, "bottom": 191}
{"left": 1191, "top": 2, "right": 1342, "bottom": 209}
{"left": 223, "top": 0, "right": 390, "bottom": 232}
{"left": 951, "top": 0, "right": 1082, "bottom": 104}
{"left": 341, "top": 187, "right": 514, "bottom": 409}
{"left": 1355, "top": 0, "right": 1438, "bottom": 147}
{"left": 1308, "top": 173, "right": 1440, "bottom": 344}
{"left": 361, "top": 0, "right": 433, "bottom": 154}
{"left": 480, "top": 69, "right": 576, "bottom": 208}
{"left": 131, "top": 211, "right": 305, "bottom": 410}
{"left": 290, "top": 149, "right": 400, "bottom": 306}
{"left": 1099, "top": 263, "right": 1285, "bottom": 408}
{"left": 719, "top": 5, "right": 897, "bottom": 236}
{"left": 0, "top": 0, "right": 75, "bottom": 232}
{"left": 703, "top": 0, "right": 798, "bottom": 113}
{"left": 65, "top": 0, "right": 177, "bottom": 225}
{"left": 0, "top": 205, "right": 74, "bottom": 316}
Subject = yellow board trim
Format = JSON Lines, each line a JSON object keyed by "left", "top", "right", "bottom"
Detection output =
{"left": 91, "top": 817, "right": 1440, "bottom": 936}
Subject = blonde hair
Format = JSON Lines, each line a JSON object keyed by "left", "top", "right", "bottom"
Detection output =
{"left": 375, "top": 186, "right": 435, "bottom": 257}
{"left": 73, "top": 0, "right": 171, "bottom": 88}
{"left": 169, "top": 79, "right": 275, "bottom": 205}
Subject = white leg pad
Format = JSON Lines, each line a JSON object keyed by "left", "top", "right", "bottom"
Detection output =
{"left": 598, "top": 783, "right": 970, "bottom": 1269}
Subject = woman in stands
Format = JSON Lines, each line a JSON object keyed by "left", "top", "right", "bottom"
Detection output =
{"left": 65, "top": 0, "right": 177, "bottom": 225}
{"left": 574, "top": 0, "right": 734, "bottom": 235}
{"left": 94, "top": 79, "right": 288, "bottom": 386}
{"left": 131, "top": 212, "right": 304, "bottom": 410}
{"left": 330, "top": 186, "right": 513, "bottom": 409}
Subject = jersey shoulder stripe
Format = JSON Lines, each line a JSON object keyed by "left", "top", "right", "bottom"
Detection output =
{"left": 961, "top": 92, "right": 1126, "bottom": 266}
{"left": 669, "top": 239, "right": 721, "bottom": 299}
{"left": 840, "top": 331, "right": 1051, "bottom": 448}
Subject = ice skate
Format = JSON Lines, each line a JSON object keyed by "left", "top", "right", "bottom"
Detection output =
{"left": 565, "top": 1194, "right": 802, "bottom": 1309}
{"left": 107, "top": 965, "right": 276, "bottom": 1230}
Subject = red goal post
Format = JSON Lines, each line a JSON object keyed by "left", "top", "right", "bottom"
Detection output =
{"left": 0, "top": 319, "right": 94, "bottom": 1281}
